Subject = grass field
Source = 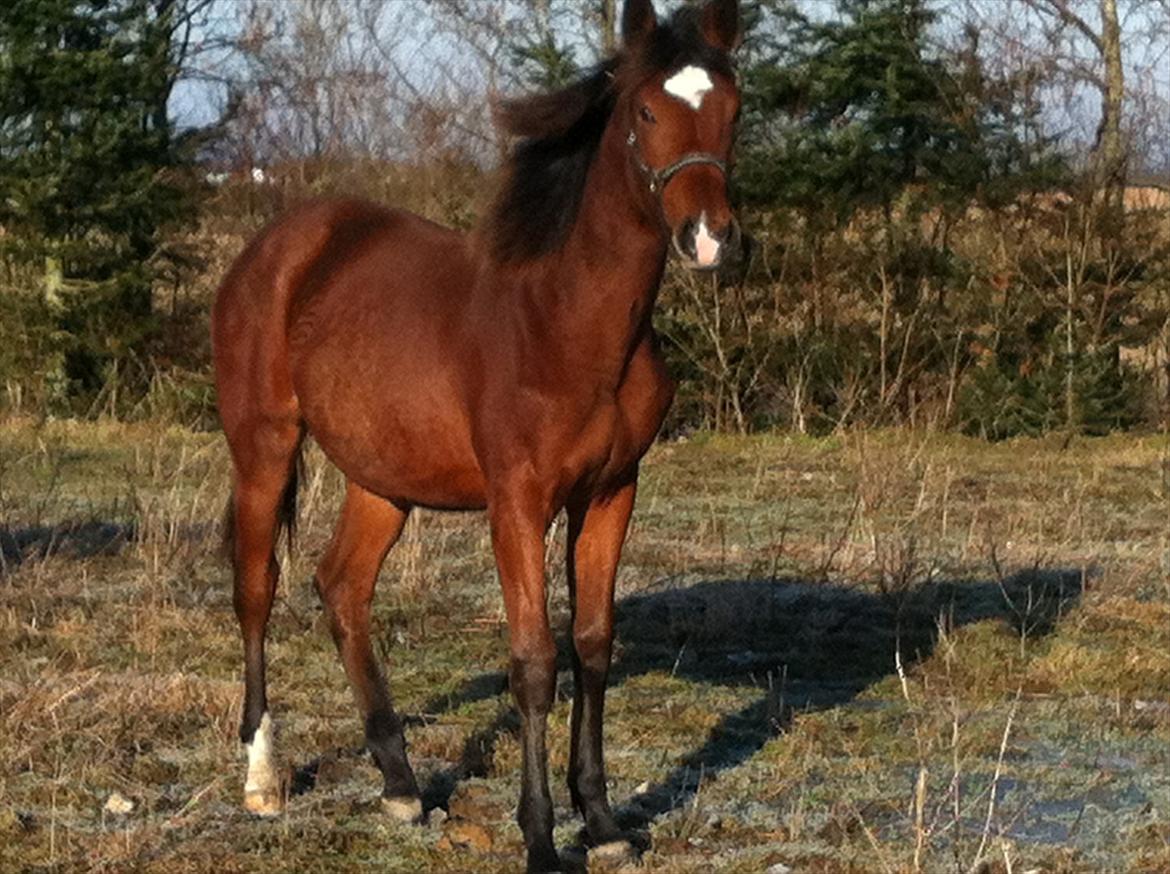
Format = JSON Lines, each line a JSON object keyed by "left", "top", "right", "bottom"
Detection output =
{"left": 2, "top": 419, "right": 1168, "bottom": 873}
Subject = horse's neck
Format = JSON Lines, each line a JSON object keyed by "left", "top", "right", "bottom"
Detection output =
{"left": 543, "top": 124, "right": 667, "bottom": 378}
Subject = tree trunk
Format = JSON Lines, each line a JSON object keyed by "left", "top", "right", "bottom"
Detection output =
{"left": 1098, "top": 0, "right": 1125, "bottom": 216}
{"left": 535, "top": 0, "right": 552, "bottom": 41}
{"left": 1021, "top": 0, "right": 1127, "bottom": 215}
{"left": 601, "top": 0, "right": 618, "bottom": 53}
{"left": 1066, "top": 253, "right": 1076, "bottom": 431}
{"left": 150, "top": 0, "right": 176, "bottom": 137}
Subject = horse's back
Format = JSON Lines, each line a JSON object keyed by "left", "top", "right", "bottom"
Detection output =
{"left": 281, "top": 198, "right": 474, "bottom": 342}
{"left": 214, "top": 198, "right": 465, "bottom": 323}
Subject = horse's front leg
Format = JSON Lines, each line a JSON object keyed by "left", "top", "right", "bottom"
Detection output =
{"left": 566, "top": 477, "right": 637, "bottom": 861}
{"left": 488, "top": 481, "right": 560, "bottom": 873}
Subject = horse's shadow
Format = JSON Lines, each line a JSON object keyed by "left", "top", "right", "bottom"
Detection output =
{"left": 0, "top": 521, "right": 132, "bottom": 576}
{"left": 413, "top": 568, "right": 1084, "bottom": 829}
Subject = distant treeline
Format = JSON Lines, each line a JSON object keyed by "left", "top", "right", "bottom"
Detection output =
{"left": 1, "top": 0, "right": 1168, "bottom": 437}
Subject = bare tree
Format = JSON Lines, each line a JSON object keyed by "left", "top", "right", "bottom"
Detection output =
{"left": 222, "top": 0, "right": 411, "bottom": 163}
{"left": 1023, "top": 0, "right": 1126, "bottom": 208}
{"left": 963, "top": 0, "right": 1170, "bottom": 207}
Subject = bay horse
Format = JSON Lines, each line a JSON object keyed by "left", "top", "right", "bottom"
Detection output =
{"left": 211, "top": 0, "right": 742, "bottom": 869}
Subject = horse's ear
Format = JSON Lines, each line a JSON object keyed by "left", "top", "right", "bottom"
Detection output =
{"left": 622, "top": 0, "right": 657, "bottom": 46}
{"left": 699, "top": 0, "right": 741, "bottom": 51}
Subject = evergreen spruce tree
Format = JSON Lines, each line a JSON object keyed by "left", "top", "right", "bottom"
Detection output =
{"left": 738, "top": 0, "right": 1060, "bottom": 222}
{"left": 507, "top": 2, "right": 579, "bottom": 91}
{"left": 510, "top": 31, "right": 579, "bottom": 90}
{"left": 722, "top": 0, "right": 1100, "bottom": 436}
{"left": 0, "top": 0, "right": 195, "bottom": 407}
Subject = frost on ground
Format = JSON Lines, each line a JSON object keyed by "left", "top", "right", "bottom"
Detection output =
{"left": 2, "top": 421, "right": 1168, "bottom": 872}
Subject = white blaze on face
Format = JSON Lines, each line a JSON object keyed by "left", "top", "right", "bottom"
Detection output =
{"left": 245, "top": 712, "right": 278, "bottom": 793}
{"left": 664, "top": 65, "right": 714, "bottom": 111}
{"left": 694, "top": 213, "right": 721, "bottom": 267}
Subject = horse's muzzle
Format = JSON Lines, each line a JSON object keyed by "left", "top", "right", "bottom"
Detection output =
{"left": 672, "top": 214, "right": 741, "bottom": 271}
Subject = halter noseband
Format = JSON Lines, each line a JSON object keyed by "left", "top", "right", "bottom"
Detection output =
{"left": 626, "top": 130, "right": 728, "bottom": 197}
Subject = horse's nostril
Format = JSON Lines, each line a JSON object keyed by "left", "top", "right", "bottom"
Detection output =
{"left": 725, "top": 218, "right": 742, "bottom": 251}
{"left": 674, "top": 219, "right": 698, "bottom": 259}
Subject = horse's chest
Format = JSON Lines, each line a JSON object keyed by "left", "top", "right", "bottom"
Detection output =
{"left": 477, "top": 338, "right": 672, "bottom": 503}
{"left": 556, "top": 400, "right": 619, "bottom": 477}
{"left": 569, "top": 366, "right": 673, "bottom": 492}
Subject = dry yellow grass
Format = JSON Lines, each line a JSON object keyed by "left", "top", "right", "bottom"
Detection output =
{"left": 2, "top": 420, "right": 1168, "bottom": 872}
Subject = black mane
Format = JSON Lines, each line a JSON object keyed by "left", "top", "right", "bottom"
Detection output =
{"left": 485, "top": 8, "right": 735, "bottom": 264}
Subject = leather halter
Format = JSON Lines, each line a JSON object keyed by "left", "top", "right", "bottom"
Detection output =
{"left": 626, "top": 129, "right": 728, "bottom": 197}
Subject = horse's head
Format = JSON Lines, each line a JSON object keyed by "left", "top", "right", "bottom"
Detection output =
{"left": 620, "top": 0, "right": 742, "bottom": 270}
{"left": 488, "top": 0, "right": 742, "bottom": 268}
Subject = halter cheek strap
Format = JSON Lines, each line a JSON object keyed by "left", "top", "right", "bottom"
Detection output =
{"left": 627, "top": 130, "right": 728, "bottom": 196}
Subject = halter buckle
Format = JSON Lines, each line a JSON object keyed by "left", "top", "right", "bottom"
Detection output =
{"left": 627, "top": 128, "right": 727, "bottom": 198}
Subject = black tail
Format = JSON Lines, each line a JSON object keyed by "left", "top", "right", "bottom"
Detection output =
{"left": 278, "top": 442, "right": 304, "bottom": 555}
{"left": 221, "top": 439, "right": 305, "bottom": 565}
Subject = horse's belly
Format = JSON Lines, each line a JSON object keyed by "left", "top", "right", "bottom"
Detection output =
{"left": 293, "top": 351, "right": 487, "bottom": 510}
{"left": 314, "top": 418, "right": 487, "bottom": 510}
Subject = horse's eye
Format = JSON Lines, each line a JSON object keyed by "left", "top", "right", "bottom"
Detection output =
{"left": 639, "top": 105, "right": 656, "bottom": 124}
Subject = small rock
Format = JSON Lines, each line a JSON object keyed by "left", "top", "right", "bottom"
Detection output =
{"left": 633, "top": 781, "right": 651, "bottom": 796}
{"left": 443, "top": 820, "right": 494, "bottom": 852}
{"left": 1134, "top": 699, "right": 1170, "bottom": 713}
{"left": 428, "top": 807, "right": 448, "bottom": 828}
{"left": 590, "top": 840, "right": 633, "bottom": 861}
{"left": 104, "top": 792, "right": 134, "bottom": 816}
{"left": 766, "top": 864, "right": 793, "bottom": 874}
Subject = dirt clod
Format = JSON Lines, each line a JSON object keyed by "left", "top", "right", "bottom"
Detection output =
{"left": 442, "top": 819, "right": 494, "bottom": 852}
{"left": 448, "top": 782, "right": 508, "bottom": 822}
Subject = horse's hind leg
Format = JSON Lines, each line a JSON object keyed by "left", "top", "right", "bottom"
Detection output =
{"left": 315, "top": 482, "right": 422, "bottom": 821}
{"left": 226, "top": 418, "right": 303, "bottom": 817}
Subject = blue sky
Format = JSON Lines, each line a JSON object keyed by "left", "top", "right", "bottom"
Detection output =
{"left": 169, "top": 0, "right": 1169, "bottom": 172}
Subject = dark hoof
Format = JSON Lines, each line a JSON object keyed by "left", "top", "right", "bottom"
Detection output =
{"left": 526, "top": 848, "right": 568, "bottom": 873}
